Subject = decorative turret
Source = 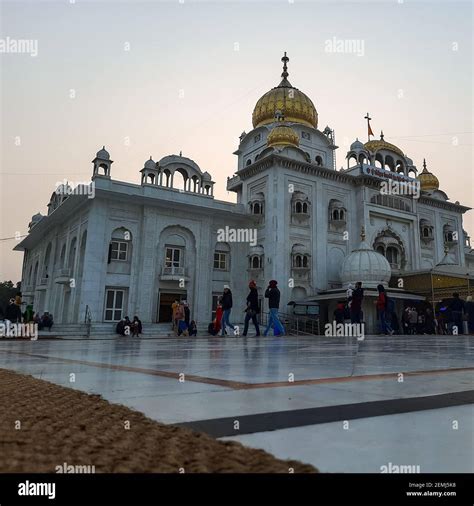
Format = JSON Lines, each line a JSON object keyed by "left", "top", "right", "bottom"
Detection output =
{"left": 92, "top": 146, "right": 113, "bottom": 179}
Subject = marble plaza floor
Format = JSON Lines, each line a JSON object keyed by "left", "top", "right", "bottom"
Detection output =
{"left": 0, "top": 333, "right": 472, "bottom": 473}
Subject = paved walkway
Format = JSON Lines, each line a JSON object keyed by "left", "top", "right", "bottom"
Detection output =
{"left": 0, "top": 334, "right": 472, "bottom": 472}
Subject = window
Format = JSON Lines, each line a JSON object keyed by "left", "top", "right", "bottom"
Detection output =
{"left": 104, "top": 289, "right": 125, "bottom": 321}
{"left": 249, "top": 255, "right": 262, "bottom": 269}
{"left": 165, "top": 247, "right": 183, "bottom": 268}
{"left": 213, "top": 252, "right": 228, "bottom": 270}
{"left": 302, "top": 132, "right": 311, "bottom": 140}
{"left": 295, "top": 202, "right": 303, "bottom": 214}
{"left": 386, "top": 247, "right": 399, "bottom": 267}
{"left": 110, "top": 240, "right": 128, "bottom": 261}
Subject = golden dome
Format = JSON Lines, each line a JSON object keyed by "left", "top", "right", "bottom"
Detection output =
{"left": 252, "top": 53, "right": 318, "bottom": 129}
{"left": 418, "top": 159, "right": 439, "bottom": 191}
{"left": 267, "top": 123, "right": 300, "bottom": 149}
{"left": 364, "top": 134, "right": 405, "bottom": 158}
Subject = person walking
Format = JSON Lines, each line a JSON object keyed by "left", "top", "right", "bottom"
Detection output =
{"left": 243, "top": 280, "right": 260, "bottom": 337}
{"left": 263, "top": 280, "right": 285, "bottom": 336}
{"left": 466, "top": 296, "right": 474, "bottom": 334}
{"left": 376, "top": 284, "right": 393, "bottom": 335}
{"left": 408, "top": 307, "right": 418, "bottom": 335}
{"left": 183, "top": 301, "right": 190, "bottom": 327}
{"left": 221, "top": 286, "right": 236, "bottom": 337}
{"left": 350, "top": 282, "right": 364, "bottom": 324}
{"left": 171, "top": 299, "right": 179, "bottom": 331}
{"left": 449, "top": 293, "right": 465, "bottom": 335}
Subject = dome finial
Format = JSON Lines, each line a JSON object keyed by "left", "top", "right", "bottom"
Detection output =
{"left": 281, "top": 51, "right": 289, "bottom": 80}
{"left": 361, "top": 226, "right": 366, "bottom": 241}
{"left": 423, "top": 158, "right": 427, "bottom": 171}
{"left": 380, "top": 130, "right": 384, "bottom": 141}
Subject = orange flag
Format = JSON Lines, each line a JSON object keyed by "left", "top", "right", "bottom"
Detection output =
{"left": 368, "top": 122, "right": 374, "bottom": 137}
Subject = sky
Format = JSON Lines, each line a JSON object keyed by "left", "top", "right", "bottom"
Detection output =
{"left": 1, "top": 0, "right": 473, "bottom": 282}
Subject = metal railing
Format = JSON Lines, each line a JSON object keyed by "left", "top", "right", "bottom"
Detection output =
{"left": 260, "top": 311, "right": 321, "bottom": 336}
{"left": 161, "top": 266, "right": 186, "bottom": 276}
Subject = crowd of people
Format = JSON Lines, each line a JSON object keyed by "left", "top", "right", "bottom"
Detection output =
{"left": 206, "top": 279, "right": 284, "bottom": 337}
{"left": 116, "top": 316, "right": 143, "bottom": 337}
{"left": 337, "top": 283, "right": 474, "bottom": 336}
{"left": 0, "top": 293, "right": 54, "bottom": 331}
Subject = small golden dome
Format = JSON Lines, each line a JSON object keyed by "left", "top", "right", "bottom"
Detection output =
{"left": 418, "top": 159, "right": 439, "bottom": 191}
{"left": 364, "top": 139, "right": 405, "bottom": 158}
{"left": 252, "top": 53, "right": 318, "bottom": 129}
{"left": 267, "top": 124, "right": 300, "bottom": 149}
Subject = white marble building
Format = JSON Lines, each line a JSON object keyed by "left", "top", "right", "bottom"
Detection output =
{"left": 15, "top": 54, "right": 474, "bottom": 329}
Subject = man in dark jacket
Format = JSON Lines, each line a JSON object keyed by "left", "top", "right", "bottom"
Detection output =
{"left": 350, "top": 282, "right": 364, "bottom": 324}
{"left": 5, "top": 299, "right": 21, "bottom": 323}
{"left": 263, "top": 280, "right": 285, "bottom": 336}
{"left": 243, "top": 280, "right": 260, "bottom": 337}
{"left": 221, "top": 285, "right": 236, "bottom": 336}
{"left": 449, "top": 293, "right": 465, "bottom": 334}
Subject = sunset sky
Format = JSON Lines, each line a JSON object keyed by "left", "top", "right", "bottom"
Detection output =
{"left": 1, "top": 0, "right": 473, "bottom": 282}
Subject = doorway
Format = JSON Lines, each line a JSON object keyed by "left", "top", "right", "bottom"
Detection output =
{"left": 158, "top": 292, "right": 187, "bottom": 323}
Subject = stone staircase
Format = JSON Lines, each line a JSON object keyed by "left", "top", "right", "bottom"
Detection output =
{"left": 38, "top": 322, "right": 214, "bottom": 339}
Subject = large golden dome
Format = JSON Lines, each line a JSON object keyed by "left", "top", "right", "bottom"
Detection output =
{"left": 252, "top": 53, "right": 318, "bottom": 129}
{"left": 418, "top": 159, "right": 439, "bottom": 191}
{"left": 267, "top": 123, "right": 300, "bottom": 149}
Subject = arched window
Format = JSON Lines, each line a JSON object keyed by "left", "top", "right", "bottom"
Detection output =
{"left": 246, "top": 159, "right": 252, "bottom": 166}
{"left": 250, "top": 255, "right": 262, "bottom": 269}
{"left": 109, "top": 228, "right": 132, "bottom": 262}
{"left": 68, "top": 238, "right": 77, "bottom": 269}
{"left": 315, "top": 155, "right": 323, "bottom": 166}
{"left": 386, "top": 246, "right": 399, "bottom": 265}
{"left": 302, "top": 255, "right": 308, "bottom": 268}
{"left": 253, "top": 202, "right": 261, "bottom": 214}
{"left": 376, "top": 245, "right": 385, "bottom": 256}
{"left": 302, "top": 202, "right": 308, "bottom": 214}
{"left": 333, "top": 209, "right": 339, "bottom": 220}
{"left": 295, "top": 202, "right": 303, "bottom": 214}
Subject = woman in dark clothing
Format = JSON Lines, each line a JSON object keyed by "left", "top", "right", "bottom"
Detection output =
{"left": 183, "top": 301, "right": 190, "bottom": 326}
{"left": 243, "top": 280, "right": 260, "bottom": 337}
{"left": 220, "top": 286, "right": 236, "bottom": 336}
{"left": 132, "top": 316, "right": 142, "bottom": 337}
{"left": 449, "top": 293, "right": 465, "bottom": 334}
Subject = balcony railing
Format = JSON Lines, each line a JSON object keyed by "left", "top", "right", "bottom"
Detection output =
{"left": 160, "top": 266, "right": 188, "bottom": 279}
{"left": 54, "top": 268, "right": 72, "bottom": 284}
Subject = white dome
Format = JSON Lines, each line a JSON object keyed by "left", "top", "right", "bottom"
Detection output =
{"left": 350, "top": 138, "right": 365, "bottom": 151}
{"left": 144, "top": 157, "right": 156, "bottom": 169}
{"left": 340, "top": 237, "right": 391, "bottom": 288}
{"left": 96, "top": 146, "right": 110, "bottom": 160}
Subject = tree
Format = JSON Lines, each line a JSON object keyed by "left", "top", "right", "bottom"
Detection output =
{"left": 0, "top": 281, "right": 20, "bottom": 317}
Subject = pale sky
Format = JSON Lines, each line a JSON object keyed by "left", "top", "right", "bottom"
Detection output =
{"left": 1, "top": 0, "right": 473, "bottom": 282}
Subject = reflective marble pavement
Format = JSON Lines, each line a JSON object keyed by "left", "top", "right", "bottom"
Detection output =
{"left": 0, "top": 334, "right": 472, "bottom": 472}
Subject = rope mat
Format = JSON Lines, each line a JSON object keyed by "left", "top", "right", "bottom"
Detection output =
{"left": 0, "top": 368, "right": 317, "bottom": 473}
